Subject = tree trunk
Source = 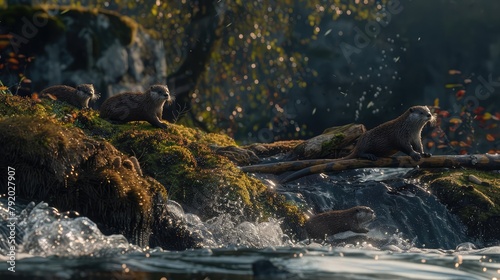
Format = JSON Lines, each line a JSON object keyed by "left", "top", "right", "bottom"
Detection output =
{"left": 163, "top": 0, "right": 225, "bottom": 127}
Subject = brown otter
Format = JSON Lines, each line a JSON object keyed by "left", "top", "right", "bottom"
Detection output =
{"left": 305, "top": 206, "right": 375, "bottom": 239}
{"left": 99, "top": 85, "right": 172, "bottom": 128}
{"left": 40, "top": 84, "right": 98, "bottom": 108}
{"left": 344, "top": 105, "right": 435, "bottom": 162}
{"left": 279, "top": 106, "right": 436, "bottom": 183}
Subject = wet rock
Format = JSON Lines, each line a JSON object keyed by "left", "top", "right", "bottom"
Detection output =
{"left": 243, "top": 140, "right": 304, "bottom": 158}
{"left": 0, "top": 96, "right": 201, "bottom": 249}
{"left": 0, "top": 94, "right": 307, "bottom": 248}
{"left": 410, "top": 169, "right": 500, "bottom": 244}
{"left": 0, "top": 6, "right": 166, "bottom": 102}
{"left": 213, "top": 145, "right": 260, "bottom": 166}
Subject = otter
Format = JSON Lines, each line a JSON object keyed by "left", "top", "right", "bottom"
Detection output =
{"left": 343, "top": 105, "right": 435, "bottom": 162}
{"left": 40, "top": 84, "right": 98, "bottom": 108}
{"left": 99, "top": 85, "right": 172, "bottom": 128}
{"left": 279, "top": 106, "right": 435, "bottom": 183}
{"left": 305, "top": 206, "right": 375, "bottom": 239}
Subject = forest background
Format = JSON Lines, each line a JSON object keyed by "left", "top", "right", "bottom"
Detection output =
{"left": 1, "top": 0, "right": 499, "bottom": 154}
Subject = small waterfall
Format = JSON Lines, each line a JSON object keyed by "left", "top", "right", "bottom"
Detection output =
{"left": 0, "top": 198, "right": 290, "bottom": 258}
{"left": 272, "top": 168, "right": 469, "bottom": 249}
{"left": 0, "top": 199, "right": 140, "bottom": 257}
{"left": 0, "top": 167, "right": 479, "bottom": 257}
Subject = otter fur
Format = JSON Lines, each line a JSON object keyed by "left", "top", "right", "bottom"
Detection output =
{"left": 40, "top": 84, "right": 99, "bottom": 108}
{"left": 99, "top": 85, "right": 172, "bottom": 128}
{"left": 305, "top": 206, "right": 375, "bottom": 239}
{"left": 344, "top": 105, "right": 435, "bottom": 162}
{"left": 279, "top": 106, "right": 436, "bottom": 183}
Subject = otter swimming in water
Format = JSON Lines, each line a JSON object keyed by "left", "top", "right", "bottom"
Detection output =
{"left": 305, "top": 206, "right": 376, "bottom": 239}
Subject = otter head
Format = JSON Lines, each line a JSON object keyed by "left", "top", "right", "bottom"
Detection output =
{"left": 354, "top": 206, "right": 376, "bottom": 228}
{"left": 408, "top": 106, "right": 436, "bottom": 127}
{"left": 76, "top": 84, "right": 99, "bottom": 101}
{"left": 148, "top": 85, "right": 172, "bottom": 104}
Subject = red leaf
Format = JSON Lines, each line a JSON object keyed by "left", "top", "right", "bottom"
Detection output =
{"left": 455, "top": 89, "right": 466, "bottom": 99}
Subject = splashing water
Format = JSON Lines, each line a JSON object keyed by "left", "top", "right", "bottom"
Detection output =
{"left": 0, "top": 201, "right": 140, "bottom": 257}
{"left": 0, "top": 194, "right": 499, "bottom": 279}
{"left": 0, "top": 198, "right": 291, "bottom": 259}
{"left": 166, "top": 200, "right": 289, "bottom": 248}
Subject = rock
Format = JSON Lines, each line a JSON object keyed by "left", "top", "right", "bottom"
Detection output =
{"left": 213, "top": 145, "right": 260, "bottom": 166}
{"left": 96, "top": 40, "right": 129, "bottom": 83}
{"left": 411, "top": 169, "right": 500, "bottom": 243}
{"left": 0, "top": 6, "right": 166, "bottom": 101}
{"left": 243, "top": 140, "right": 305, "bottom": 158}
{"left": 0, "top": 95, "right": 201, "bottom": 249}
{"left": 468, "top": 174, "right": 482, "bottom": 185}
{"left": 0, "top": 93, "right": 307, "bottom": 248}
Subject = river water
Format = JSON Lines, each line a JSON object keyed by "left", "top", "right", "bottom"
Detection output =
{"left": 1, "top": 168, "right": 499, "bottom": 279}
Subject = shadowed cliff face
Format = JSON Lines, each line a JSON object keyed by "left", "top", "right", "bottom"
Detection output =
{"left": 0, "top": 5, "right": 166, "bottom": 103}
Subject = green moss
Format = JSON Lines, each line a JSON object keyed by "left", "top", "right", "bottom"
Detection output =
{"left": 111, "top": 126, "right": 260, "bottom": 214}
{"left": 0, "top": 94, "right": 306, "bottom": 239}
{"left": 320, "top": 133, "right": 345, "bottom": 151}
{"left": 417, "top": 169, "right": 500, "bottom": 241}
{"left": 200, "top": 132, "right": 237, "bottom": 147}
{"left": 108, "top": 121, "right": 305, "bottom": 224}
{"left": 0, "top": 94, "right": 44, "bottom": 117}
{"left": 0, "top": 113, "right": 169, "bottom": 246}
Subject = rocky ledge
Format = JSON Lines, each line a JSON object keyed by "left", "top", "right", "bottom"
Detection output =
{"left": 0, "top": 93, "right": 305, "bottom": 250}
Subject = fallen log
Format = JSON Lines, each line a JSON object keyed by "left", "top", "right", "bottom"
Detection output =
{"left": 285, "top": 123, "right": 365, "bottom": 160}
{"left": 274, "top": 154, "right": 500, "bottom": 183}
{"left": 280, "top": 154, "right": 500, "bottom": 183}
{"left": 240, "top": 159, "right": 339, "bottom": 174}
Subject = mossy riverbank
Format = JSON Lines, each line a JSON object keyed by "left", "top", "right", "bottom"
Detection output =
{"left": 0, "top": 93, "right": 306, "bottom": 249}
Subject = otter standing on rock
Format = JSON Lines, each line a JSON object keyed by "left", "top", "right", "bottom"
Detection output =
{"left": 344, "top": 105, "right": 435, "bottom": 162}
{"left": 40, "top": 84, "right": 98, "bottom": 108}
{"left": 305, "top": 206, "right": 376, "bottom": 239}
{"left": 99, "top": 85, "right": 172, "bottom": 128}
